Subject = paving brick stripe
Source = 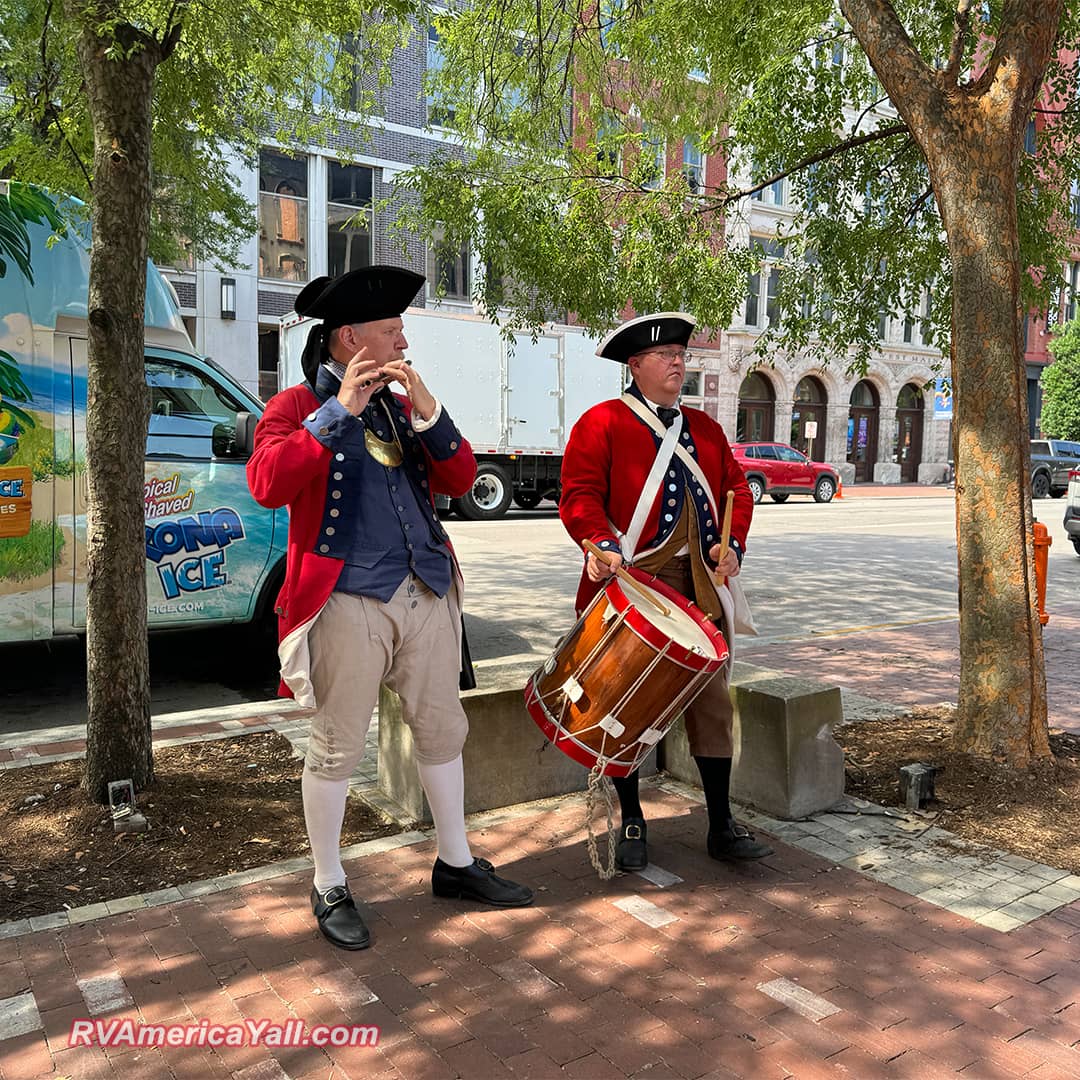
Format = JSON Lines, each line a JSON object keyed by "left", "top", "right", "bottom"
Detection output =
{"left": 4, "top": 785, "right": 1080, "bottom": 1078}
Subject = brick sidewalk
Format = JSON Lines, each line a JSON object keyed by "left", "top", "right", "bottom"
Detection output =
{"left": 4, "top": 786, "right": 1080, "bottom": 1079}
{"left": 741, "top": 606, "right": 1080, "bottom": 733}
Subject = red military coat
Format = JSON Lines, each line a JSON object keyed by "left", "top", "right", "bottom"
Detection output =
{"left": 560, "top": 397, "right": 752, "bottom": 613}
{"left": 246, "top": 383, "right": 477, "bottom": 701}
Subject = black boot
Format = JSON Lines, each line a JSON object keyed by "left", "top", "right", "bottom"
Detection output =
{"left": 310, "top": 885, "right": 371, "bottom": 950}
{"left": 707, "top": 819, "right": 774, "bottom": 861}
{"left": 615, "top": 817, "right": 648, "bottom": 871}
{"left": 431, "top": 857, "right": 534, "bottom": 907}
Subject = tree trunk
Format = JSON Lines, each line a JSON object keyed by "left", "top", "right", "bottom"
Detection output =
{"left": 934, "top": 151, "right": 1050, "bottom": 765}
{"left": 840, "top": 0, "right": 1059, "bottom": 768}
{"left": 69, "top": 13, "right": 162, "bottom": 801}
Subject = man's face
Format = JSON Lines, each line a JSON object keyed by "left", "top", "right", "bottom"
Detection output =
{"left": 628, "top": 346, "right": 687, "bottom": 406}
{"left": 342, "top": 317, "right": 409, "bottom": 366}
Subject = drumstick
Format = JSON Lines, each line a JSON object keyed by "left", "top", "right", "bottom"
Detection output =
{"left": 719, "top": 490, "right": 734, "bottom": 554}
{"left": 582, "top": 539, "right": 671, "bottom": 617}
{"left": 715, "top": 490, "right": 734, "bottom": 582}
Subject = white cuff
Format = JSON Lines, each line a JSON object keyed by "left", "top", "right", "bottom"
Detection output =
{"left": 411, "top": 399, "right": 443, "bottom": 432}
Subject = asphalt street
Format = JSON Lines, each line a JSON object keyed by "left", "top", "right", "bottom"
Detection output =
{"left": 2, "top": 494, "right": 1077, "bottom": 735}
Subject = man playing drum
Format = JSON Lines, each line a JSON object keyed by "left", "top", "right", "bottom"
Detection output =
{"left": 559, "top": 312, "right": 773, "bottom": 871}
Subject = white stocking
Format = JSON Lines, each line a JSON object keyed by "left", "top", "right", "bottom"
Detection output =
{"left": 302, "top": 768, "right": 349, "bottom": 894}
{"left": 416, "top": 755, "right": 473, "bottom": 868}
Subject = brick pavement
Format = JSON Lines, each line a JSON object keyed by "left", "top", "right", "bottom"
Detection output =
{"left": 740, "top": 603, "right": 1080, "bottom": 734}
{"left": 5, "top": 786, "right": 1080, "bottom": 1078}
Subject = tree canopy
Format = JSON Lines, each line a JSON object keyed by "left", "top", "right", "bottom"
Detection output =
{"left": 1043, "top": 320, "right": 1080, "bottom": 440}
{"left": 0, "top": 0, "right": 416, "bottom": 267}
{"left": 398, "top": 0, "right": 1080, "bottom": 370}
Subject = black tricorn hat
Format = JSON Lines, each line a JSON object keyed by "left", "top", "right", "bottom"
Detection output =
{"left": 296, "top": 265, "right": 425, "bottom": 384}
{"left": 595, "top": 312, "right": 696, "bottom": 364}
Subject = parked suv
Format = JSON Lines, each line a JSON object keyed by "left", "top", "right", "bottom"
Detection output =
{"left": 1030, "top": 438, "right": 1080, "bottom": 498}
{"left": 732, "top": 442, "right": 841, "bottom": 504}
{"left": 1065, "top": 468, "right": 1080, "bottom": 556}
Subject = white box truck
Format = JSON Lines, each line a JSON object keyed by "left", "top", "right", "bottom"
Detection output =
{"left": 280, "top": 308, "right": 623, "bottom": 519}
{"left": 0, "top": 183, "right": 286, "bottom": 643}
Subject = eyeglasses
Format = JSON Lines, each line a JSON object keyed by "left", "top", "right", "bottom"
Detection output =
{"left": 638, "top": 348, "right": 692, "bottom": 364}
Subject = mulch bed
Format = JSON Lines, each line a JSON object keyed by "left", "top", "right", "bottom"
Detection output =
{"left": 837, "top": 705, "right": 1080, "bottom": 874}
{"left": 0, "top": 732, "right": 397, "bottom": 922}
{"left": 5, "top": 711, "right": 1077, "bottom": 924}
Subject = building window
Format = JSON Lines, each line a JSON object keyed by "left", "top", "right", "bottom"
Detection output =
{"left": 745, "top": 237, "right": 784, "bottom": 328}
{"left": 428, "top": 227, "right": 470, "bottom": 301}
{"left": 327, "top": 162, "right": 374, "bottom": 278}
{"left": 682, "top": 138, "right": 704, "bottom": 194}
{"left": 751, "top": 174, "right": 784, "bottom": 206}
{"left": 1071, "top": 179, "right": 1080, "bottom": 228}
{"left": 259, "top": 150, "right": 308, "bottom": 282}
{"left": 640, "top": 127, "right": 665, "bottom": 190}
{"left": 595, "top": 112, "right": 622, "bottom": 176}
{"left": 680, "top": 369, "right": 703, "bottom": 405}
{"left": 599, "top": 0, "right": 624, "bottom": 52}
{"left": 1025, "top": 120, "right": 1037, "bottom": 154}
{"left": 427, "top": 24, "right": 455, "bottom": 127}
{"left": 312, "top": 35, "right": 363, "bottom": 111}
{"left": 878, "top": 308, "right": 889, "bottom": 341}
{"left": 1067, "top": 260, "right": 1080, "bottom": 323}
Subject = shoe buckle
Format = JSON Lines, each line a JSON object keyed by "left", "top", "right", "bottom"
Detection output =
{"left": 321, "top": 885, "right": 349, "bottom": 907}
{"left": 474, "top": 857, "right": 494, "bottom": 872}
{"left": 624, "top": 824, "right": 643, "bottom": 840}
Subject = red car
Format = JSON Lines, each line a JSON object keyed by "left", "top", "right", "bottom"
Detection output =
{"left": 731, "top": 442, "right": 840, "bottom": 504}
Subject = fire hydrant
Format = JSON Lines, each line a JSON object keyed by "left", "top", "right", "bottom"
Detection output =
{"left": 1034, "top": 520, "right": 1052, "bottom": 626}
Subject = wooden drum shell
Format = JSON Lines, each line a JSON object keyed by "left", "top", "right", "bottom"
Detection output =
{"left": 525, "top": 568, "right": 728, "bottom": 777}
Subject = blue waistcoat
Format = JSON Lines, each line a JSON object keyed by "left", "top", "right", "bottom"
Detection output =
{"left": 301, "top": 369, "right": 457, "bottom": 601}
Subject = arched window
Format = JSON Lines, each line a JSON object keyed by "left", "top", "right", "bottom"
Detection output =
{"left": 849, "top": 380, "right": 879, "bottom": 408}
{"left": 737, "top": 372, "right": 775, "bottom": 442}
{"left": 897, "top": 383, "right": 923, "bottom": 410}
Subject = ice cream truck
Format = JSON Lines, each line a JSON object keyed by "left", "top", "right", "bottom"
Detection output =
{"left": 0, "top": 183, "right": 285, "bottom": 643}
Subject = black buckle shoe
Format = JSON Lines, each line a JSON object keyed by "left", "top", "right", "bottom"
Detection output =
{"left": 707, "top": 820, "right": 774, "bottom": 861}
{"left": 615, "top": 817, "right": 648, "bottom": 871}
{"left": 310, "top": 885, "right": 371, "bottom": 950}
{"left": 431, "top": 857, "right": 534, "bottom": 907}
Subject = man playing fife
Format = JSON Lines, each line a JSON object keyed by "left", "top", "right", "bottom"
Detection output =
{"left": 559, "top": 312, "right": 773, "bottom": 870}
{"left": 248, "top": 265, "right": 532, "bottom": 951}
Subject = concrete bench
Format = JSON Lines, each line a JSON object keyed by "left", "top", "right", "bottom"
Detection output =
{"left": 661, "top": 663, "right": 845, "bottom": 820}
{"left": 377, "top": 654, "right": 657, "bottom": 823}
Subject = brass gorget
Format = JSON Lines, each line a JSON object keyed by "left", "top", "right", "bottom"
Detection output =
{"left": 363, "top": 402, "right": 404, "bottom": 467}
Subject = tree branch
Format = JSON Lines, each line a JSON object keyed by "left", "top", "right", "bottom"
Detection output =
{"left": 840, "top": 0, "right": 939, "bottom": 130}
{"left": 725, "top": 122, "right": 908, "bottom": 207}
{"left": 944, "top": 0, "right": 975, "bottom": 84}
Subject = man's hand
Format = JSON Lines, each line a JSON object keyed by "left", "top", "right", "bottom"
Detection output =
{"left": 336, "top": 347, "right": 385, "bottom": 416}
{"left": 587, "top": 549, "right": 622, "bottom": 583}
{"left": 709, "top": 544, "right": 740, "bottom": 579}
{"left": 380, "top": 360, "right": 437, "bottom": 422}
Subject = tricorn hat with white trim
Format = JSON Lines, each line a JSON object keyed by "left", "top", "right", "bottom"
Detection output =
{"left": 594, "top": 312, "right": 696, "bottom": 364}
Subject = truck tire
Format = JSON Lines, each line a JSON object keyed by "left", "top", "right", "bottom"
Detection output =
{"left": 1074, "top": 537, "right": 1080, "bottom": 557}
{"left": 513, "top": 491, "right": 544, "bottom": 510}
{"left": 1032, "top": 470, "right": 1051, "bottom": 499}
{"left": 457, "top": 463, "right": 513, "bottom": 520}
